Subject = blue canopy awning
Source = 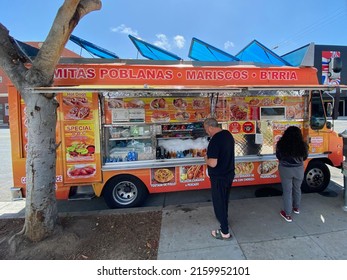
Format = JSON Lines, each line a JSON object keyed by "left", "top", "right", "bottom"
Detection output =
{"left": 69, "top": 35, "right": 118, "bottom": 59}
{"left": 281, "top": 43, "right": 315, "bottom": 67}
{"left": 129, "top": 35, "right": 182, "bottom": 61}
{"left": 14, "top": 39, "right": 39, "bottom": 59}
{"left": 188, "top": 37, "right": 239, "bottom": 62}
{"left": 236, "top": 40, "right": 291, "bottom": 66}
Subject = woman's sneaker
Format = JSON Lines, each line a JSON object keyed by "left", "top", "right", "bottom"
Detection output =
{"left": 280, "top": 210, "right": 292, "bottom": 222}
{"left": 293, "top": 208, "right": 300, "bottom": 214}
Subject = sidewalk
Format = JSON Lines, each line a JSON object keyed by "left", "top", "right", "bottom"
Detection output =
{"left": 0, "top": 200, "right": 25, "bottom": 219}
{"left": 158, "top": 192, "right": 347, "bottom": 259}
{"left": 1, "top": 187, "right": 347, "bottom": 260}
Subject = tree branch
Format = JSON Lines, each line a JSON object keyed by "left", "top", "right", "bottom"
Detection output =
{"left": 29, "top": 0, "right": 102, "bottom": 84}
{"left": 0, "top": 23, "right": 29, "bottom": 92}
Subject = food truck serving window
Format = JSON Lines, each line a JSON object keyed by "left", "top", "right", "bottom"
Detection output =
{"left": 260, "top": 107, "right": 285, "bottom": 120}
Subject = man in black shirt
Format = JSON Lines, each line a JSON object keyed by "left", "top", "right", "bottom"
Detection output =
{"left": 204, "top": 117, "right": 235, "bottom": 240}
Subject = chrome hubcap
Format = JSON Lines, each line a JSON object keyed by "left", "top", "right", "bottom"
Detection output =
{"left": 113, "top": 181, "right": 137, "bottom": 206}
{"left": 306, "top": 168, "right": 324, "bottom": 188}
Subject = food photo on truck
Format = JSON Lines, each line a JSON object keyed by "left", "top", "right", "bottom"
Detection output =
{"left": 8, "top": 59, "right": 346, "bottom": 208}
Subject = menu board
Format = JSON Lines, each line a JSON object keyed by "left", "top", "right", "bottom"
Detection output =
{"left": 179, "top": 165, "right": 205, "bottom": 183}
{"left": 284, "top": 96, "right": 305, "bottom": 119}
{"left": 104, "top": 97, "right": 210, "bottom": 124}
{"left": 234, "top": 161, "right": 280, "bottom": 184}
{"left": 150, "top": 167, "right": 176, "bottom": 187}
{"left": 103, "top": 95, "right": 306, "bottom": 124}
{"left": 213, "top": 96, "right": 289, "bottom": 122}
{"left": 62, "top": 93, "right": 94, "bottom": 121}
{"left": 64, "top": 123, "right": 96, "bottom": 162}
{"left": 146, "top": 97, "right": 208, "bottom": 123}
{"left": 60, "top": 92, "right": 101, "bottom": 183}
{"left": 103, "top": 98, "right": 146, "bottom": 123}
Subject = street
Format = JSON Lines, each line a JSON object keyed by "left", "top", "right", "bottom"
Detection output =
{"left": 0, "top": 128, "right": 13, "bottom": 202}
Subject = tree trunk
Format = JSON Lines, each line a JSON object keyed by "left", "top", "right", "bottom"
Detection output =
{"left": 24, "top": 92, "right": 59, "bottom": 241}
{"left": 0, "top": 0, "right": 102, "bottom": 242}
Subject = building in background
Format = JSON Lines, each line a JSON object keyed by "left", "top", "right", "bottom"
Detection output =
{"left": 0, "top": 71, "right": 11, "bottom": 126}
{"left": 282, "top": 43, "right": 347, "bottom": 118}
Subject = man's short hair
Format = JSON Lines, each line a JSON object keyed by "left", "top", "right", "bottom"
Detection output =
{"left": 204, "top": 118, "right": 219, "bottom": 127}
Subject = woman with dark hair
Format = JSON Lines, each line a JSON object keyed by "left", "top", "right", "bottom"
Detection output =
{"left": 276, "top": 126, "right": 309, "bottom": 222}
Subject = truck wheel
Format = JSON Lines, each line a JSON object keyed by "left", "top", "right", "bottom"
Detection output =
{"left": 301, "top": 161, "right": 330, "bottom": 193}
{"left": 103, "top": 175, "right": 148, "bottom": 208}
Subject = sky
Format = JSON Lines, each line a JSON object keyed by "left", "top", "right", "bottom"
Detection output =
{"left": 1, "top": 0, "right": 347, "bottom": 60}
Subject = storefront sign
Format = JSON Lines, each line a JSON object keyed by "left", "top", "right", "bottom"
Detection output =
{"left": 53, "top": 64, "right": 319, "bottom": 87}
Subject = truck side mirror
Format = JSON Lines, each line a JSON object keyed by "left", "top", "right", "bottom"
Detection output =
{"left": 328, "top": 57, "right": 342, "bottom": 79}
{"left": 332, "top": 57, "right": 342, "bottom": 73}
{"left": 327, "top": 103, "right": 333, "bottom": 117}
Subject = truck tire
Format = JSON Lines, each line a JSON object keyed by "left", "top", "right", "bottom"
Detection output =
{"left": 301, "top": 161, "right": 330, "bottom": 193}
{"left": 103, "top": 175, "right": 148, "bottom": 208}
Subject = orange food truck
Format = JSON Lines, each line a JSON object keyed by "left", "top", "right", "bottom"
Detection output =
{"left": 8, "top": 59, "right": 344, "bottom": 208}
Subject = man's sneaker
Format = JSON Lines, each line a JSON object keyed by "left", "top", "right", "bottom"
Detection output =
{"left": 280, "top": 210, "right": 292, "bottom": 222}
{"left": 293, "top": 208, "right": 300, "bottom": 214}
